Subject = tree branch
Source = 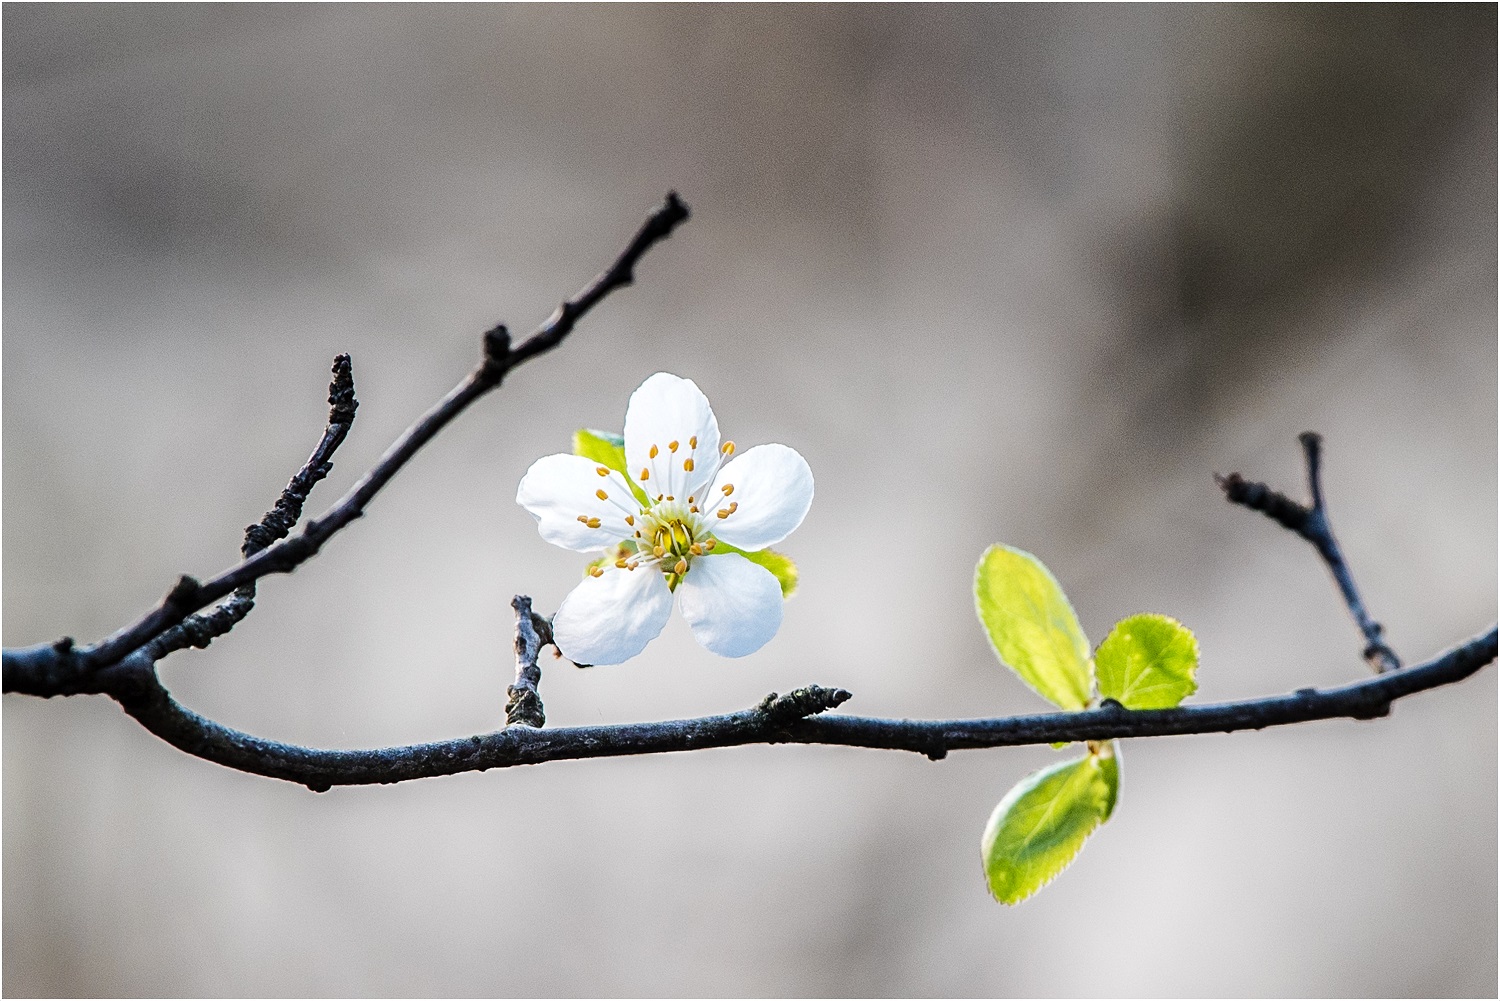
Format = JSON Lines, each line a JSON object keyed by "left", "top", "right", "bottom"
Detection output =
{"left": 95, "top": 626, "right": 1495, "bottom": 792}
{"left": 3, "top": 192, "right": 690, "bottom": 695}
{"left": 1217, "top": 432, "right": 1401, "bottom": 672}
{"left": 4, "top": 195, "right": 1492, "bottom": 800}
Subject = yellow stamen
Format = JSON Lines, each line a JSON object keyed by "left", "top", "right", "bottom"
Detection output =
{"left": 689, "top": 436, "right": 698, "bottom": 449}
{"left": 683, "top": 458, "right": 694, "bottom": 472}
{"left": 596, "top": 466, "right": 609, "bottom": 476}
{"left": 703, "top": 539, "right": 716, "bottom": 551}
{"left": 716, "top": 508, "right": 730, "bottom": 519}
{"left": 576, "top": 515, "right": 589, "bottom": 524}
{"left": 640, "top": 468, "right": 650, "bottom": 481}
{"left": 653, "top": 544, "right": 666, "bottom": 558}
{"left": 673, "top": 558, "right": 688, "bottom": 575}
{"left": 669, "top": 440, "right": 679, "bottom": 452}
{"left": 690, "top": 505, "right": 699, "bottom": 513}
{"left": 596, "top": 489, "right": 609, "bottom": 501}
{"left": 625, "top": 514, "right": 635, "bottom": 526}
{"left": 589, "top": 567, "right": 604, "bottom": 578}
{"left": 586, "top": 517, "right": 601, "bottom": 529}
{"left": 666, "top": 495, "right": 674, "bottom": 502}
{"left": 649, "top": 445, "right": 659, "bottom": 459}
{"left": 721, "top": 441, "right": 735, "bottom": 455}
{"left": 722, "top": 484, "right": 734, "bottom": 496}
{"left": 689, "top": 543, "right": 703, "bottom": 556}
{"left": 726, "top": 502, "right": 738, "bottom": 514}
{"left": 615, "top": 558, "right": 629, "bottom": 569}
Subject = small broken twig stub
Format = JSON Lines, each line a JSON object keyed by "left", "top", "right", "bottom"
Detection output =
{"left": 506, "top": 595, "right": 549, "bottom": 728}
{"left": 757, "top": 686, "right": 854, "bottom": 725}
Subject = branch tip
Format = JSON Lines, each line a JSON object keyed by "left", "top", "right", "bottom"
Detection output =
{"left": 327, "top": 354, "right": 358, "bottom": 425}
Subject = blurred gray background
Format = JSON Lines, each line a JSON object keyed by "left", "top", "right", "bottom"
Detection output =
{"left": 4, "top": 5, "right": 1495, "bottom": 997}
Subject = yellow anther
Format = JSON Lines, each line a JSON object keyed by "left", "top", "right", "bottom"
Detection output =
{"left": 586, "top": 517, "right": 602, "bottom": 529}
{"left": 634, "top": 530, "right": 642, "bottom": 538}
{"left": 716, "top": 508, "right": 730, "bottom": 519}
{"left": 639, "top": 468, "right": 650, "bottom": 481}
{"left": 689, "top": 543, "right": 703, "bottom": 556}
{"left": 649, "top": 445, "right": 659, "bottom": 459}
{"left": 726, "top": 502, "right": 738, "bottom": 514}
{"left": 703, "top": 539, "right": 716, "bottom": 551}
{"left": 683, "top": 458, "right": 695, "bottom": 472}
{"left": 656, "top": 494, "right": 664, "bottom": 503}
{"left": 596, "top": 489, "right": 609, "bottom": 501}
{"left": 666, "top": 495, "right": 674, "bottom": 502}
{"left": 669, "top": 440, "right": 679, "bottom": 452}
{"left": 653, "top": 544, "right": 666, "bottom": 558}
{"left": 625, "top": 514, "right": 635, "bottom": 526}
{"left": 722, "top": 484, "right": 734, "bottom": 496}
{"left": 596, "top": 466, "right": 609, "bottom": 476}
{"left": 673, "top": 558, "right": 688, "bottom": 575}
{"left": 721, "top": 441, "right": 735, "bottom": 455}
{"left": 689, "top": 436, "right": 698, "bottom": 449}
{"left": 576, "top": 515, "right": 590, "bottom": 524}
{"left": 589, "top": 567, "right": 604, "bottom": 578}
{"left": 690, "top": 505, "right": 699, "bottom": 513}
{"left": 615, "top": 558, "right": 629, "bottom": 569}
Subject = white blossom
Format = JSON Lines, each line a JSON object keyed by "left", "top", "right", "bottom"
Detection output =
{"left": 517, "top": 372, "right": 813, "bottom": 665}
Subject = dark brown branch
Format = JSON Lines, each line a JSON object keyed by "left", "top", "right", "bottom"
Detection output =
{"left": 4, "top": 193, "right": 690, "bottom": 695}
{"left": 1217, "top": 432, "right": 1400, "bottom": 672}
{"left": 100, "top": 627, "right": 1494, "bottom": 791}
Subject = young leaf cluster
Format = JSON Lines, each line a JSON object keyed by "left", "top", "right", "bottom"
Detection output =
{"left": 974, "top": 545, "right": 1199, "bottom": 904}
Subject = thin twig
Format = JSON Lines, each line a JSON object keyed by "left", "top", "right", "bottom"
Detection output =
{"left": 3, "top": 193, "right": 690, "bottom": 694}
{"left": 99, "top": 627, "right": 1495, "bottom": 791}
{"left": 1217, "top": 432, "right": 1401, "bottom": 672}
{"left": 146, "top": 355, "right": 360, "bottom": 661}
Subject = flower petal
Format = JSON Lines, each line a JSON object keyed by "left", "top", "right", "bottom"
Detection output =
{"left": 677, "top": 552, "right": 784, "bottom": 658}
{"left": 703, "top": 443, "right": 813, "bottom": 551}
{"left": 516, "top": 453, "right": 640, "bottom": 552}
{"left": 623, "top": 372, "right": 721, "bottom": 505}
{"left": 552, "top": 565, "right": 674, "bottom": 666}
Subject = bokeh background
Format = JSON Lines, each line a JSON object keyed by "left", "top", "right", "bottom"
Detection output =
{"left": 4, "top": 5, "right": 1495, "bottom": 996}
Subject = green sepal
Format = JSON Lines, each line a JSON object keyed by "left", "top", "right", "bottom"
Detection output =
{"left": 974, "top": 545, "right": 1092, "bottom": 710}
{"left": 981, "top": 746, "right": 1117, "bottom": 905}
{"left": 1095, "top": 613, "right": 1199, "bottom": 710}
{"left": 573, "top": 429, "right": 649, "bottom": 505}
{"left": 710, "top": 541, "right": 799, "bottom": 598}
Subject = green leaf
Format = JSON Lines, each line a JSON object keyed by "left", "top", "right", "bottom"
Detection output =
{"left": 573, "top": 429, "right": 649, "bottom": 505}
{"left": 982, "top": 749, "right": 1116, "bottom": 904}
{"left": 710, "top": 541, "right": 799, "bottom": 598}
{"left": 1095, "top": 613, "right": 1199, "bottom": 710}
{"left": 974, "top": 545, "right": 1092, "bottom": 710}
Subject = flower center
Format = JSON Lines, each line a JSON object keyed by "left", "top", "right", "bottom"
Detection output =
{"left": 633, "top": 500, "right": 716, "bottom": 584}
